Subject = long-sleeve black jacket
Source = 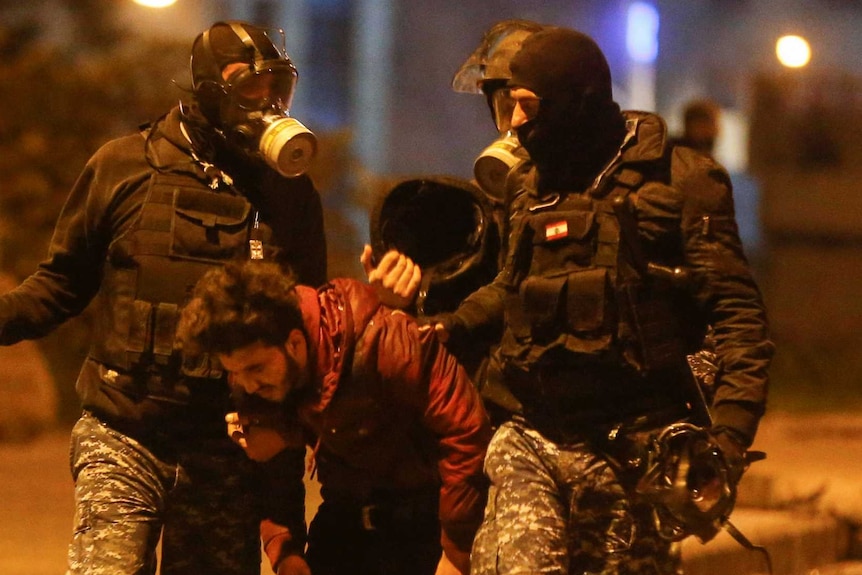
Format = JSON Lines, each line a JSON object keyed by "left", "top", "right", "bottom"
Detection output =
{"left": 449, "top": 111, "right": 773, "bottom": 445}
{"left": 0, "top": 106, "right": 327, "bottom": 436}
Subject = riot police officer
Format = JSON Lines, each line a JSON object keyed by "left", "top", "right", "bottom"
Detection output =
{"left": 428, "top": 26, "right": 773, "bottom": 574}
{"left": 0, "top": 21, "right": 326, "bottom": 575}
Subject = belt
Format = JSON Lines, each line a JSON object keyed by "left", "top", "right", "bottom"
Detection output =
{"left": 326, "top": 489, "right": 439, "bottom": 532}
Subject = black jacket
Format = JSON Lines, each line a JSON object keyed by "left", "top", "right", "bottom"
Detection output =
{"left": 0, "top": 106, "right": 327, "bottom": 436}
{"left": 450, "top": 111, "right": 773, "bottom": 444}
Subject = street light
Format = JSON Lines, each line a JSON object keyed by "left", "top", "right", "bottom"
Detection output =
{"left": 776, "top": 35, "right": 811, "bottom": 68}
{"left": 133, "top": 0, "right": 177, "bottom": 7}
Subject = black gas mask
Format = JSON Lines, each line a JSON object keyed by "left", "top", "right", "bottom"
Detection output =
{"left": 190, "top": 21, "right": 316, "bottom": 178}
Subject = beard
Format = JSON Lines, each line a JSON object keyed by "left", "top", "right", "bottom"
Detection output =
{"left": 279, "top": 345, "right": 311, "bottom": 404}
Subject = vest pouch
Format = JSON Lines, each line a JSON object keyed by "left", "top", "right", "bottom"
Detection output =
{"left": 171, "top": 188, "right": 252, "bottom": 262}
{"left": 563, "top": 267, "right": 614, "bottom": 355}
{"left": 519, "top": 272, "right": 567, "bottom": 343}
{"left": 623, "top": 286, "right": 689, "bottom": 372}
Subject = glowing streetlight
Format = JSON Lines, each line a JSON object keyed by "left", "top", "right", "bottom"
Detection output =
{"left": 776, "top": 35, "right": 811, "bottom": 68}
{"left": 133, "top": 0, "right": 177, "bottom": 7}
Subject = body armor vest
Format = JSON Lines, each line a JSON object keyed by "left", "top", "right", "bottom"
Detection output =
{"left": 89, "top": 172, "right": 280, "bottom": 401}
{"left": 500, "top": 161, "right": 700, "bottom": 376}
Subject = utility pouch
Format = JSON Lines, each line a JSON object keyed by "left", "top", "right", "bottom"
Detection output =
{"left": 520, "top": 272, "right": 566, "bottom": 340}
{"left": 527, "top": 210, "right": 596, "bottom": 275}
{"left": 171, "top": 187, "right": 252, "bottom": 262}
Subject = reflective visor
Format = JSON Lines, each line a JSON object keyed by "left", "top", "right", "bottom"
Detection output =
{"left": 226, "top": 63, "right": 297, "bottom": 112}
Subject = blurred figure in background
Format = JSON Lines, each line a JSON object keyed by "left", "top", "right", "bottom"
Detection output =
{"left": 670, "top": 98, "right": 722, "bottom": 157}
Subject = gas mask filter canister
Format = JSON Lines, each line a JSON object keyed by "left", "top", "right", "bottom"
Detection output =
{"left": 257, "top": 115, "right": 317, "bottom": 178}
{"left": 473, "top": 132, "right": 521, "bottom": 200}
{"left": 219, "top": 62, "right": 318, "bottom": 178}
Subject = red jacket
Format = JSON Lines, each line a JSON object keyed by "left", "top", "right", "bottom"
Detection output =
{"left": 256, "top": 278, "right": 491, "bottom": 571}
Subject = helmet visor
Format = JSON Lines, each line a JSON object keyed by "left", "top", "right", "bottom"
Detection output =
{"left": 491, "top": 88, "right": 516, "bottom": 134}
{"left": 226, "top": 63, "right": 297, "bottom": 112}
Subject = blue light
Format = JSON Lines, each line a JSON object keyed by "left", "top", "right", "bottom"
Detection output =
{"left": 626, "top": 2, "right": 659, "bottom": 64}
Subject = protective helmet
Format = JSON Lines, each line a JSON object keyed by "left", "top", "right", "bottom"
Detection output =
{"left": 635, "top": 422, "right": 737, "bottom": 543}
{"left": 190, "top": 21, "right": 298, "bottom": 129}
{"left": 452, "top": 19, "right": 546, "bottom": 95}
{"left": 508, "top": 27, "right": 613, "bottom": 103}
{"left": 368, "top": 176, "right": 500, "bottom": 317}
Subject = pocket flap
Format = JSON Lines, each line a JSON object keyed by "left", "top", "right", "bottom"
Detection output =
{"left": 175, "top": 189, "right": 250, "bottom": 228}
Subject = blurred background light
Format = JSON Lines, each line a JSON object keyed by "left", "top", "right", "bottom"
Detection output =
{"left": 626, "top": 1, "right": 659, "bottom": 64}
{"left": 132, "top": 0, "right": 177, "bottom": 7}
{"left": 776, "top": 34, "right": 811, "bottom": 68}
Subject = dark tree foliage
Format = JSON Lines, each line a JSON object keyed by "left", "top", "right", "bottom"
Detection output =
{"left": 0, "top": 2, "right": 187, "bottom": 422}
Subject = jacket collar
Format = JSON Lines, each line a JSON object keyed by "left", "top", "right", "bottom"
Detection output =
{"left": 520, "top": 110, "right": 669, "bottom": 200}
{"left": 144, "top": 106, "right": 236, "bottom": 188}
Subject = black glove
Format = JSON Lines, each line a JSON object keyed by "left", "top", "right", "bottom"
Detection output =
{"left": 710, "top": 429, "right": 748, "bottom": 486}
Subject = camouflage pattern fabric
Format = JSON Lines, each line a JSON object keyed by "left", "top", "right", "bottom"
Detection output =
{"left": 470, "top": 419, "right": 682, "bottom": 575}
{"left": 67, "top": 412, "right": 261, "bottom": 575}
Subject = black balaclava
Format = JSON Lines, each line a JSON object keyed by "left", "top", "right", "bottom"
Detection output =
{"left": 508, "top": 28, "right": 627, "bottom": 190}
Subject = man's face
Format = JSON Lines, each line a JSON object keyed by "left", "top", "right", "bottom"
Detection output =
{"left": 219, "top": 332, "right": 308, "bottom": 403}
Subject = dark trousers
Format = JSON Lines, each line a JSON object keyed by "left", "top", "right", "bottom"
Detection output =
{"left": 306, "top": 495, "right": 442, "bottom": 575}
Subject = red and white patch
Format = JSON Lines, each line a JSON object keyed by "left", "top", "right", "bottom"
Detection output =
{"left": 545, "top": 220, "right": 568, "bottom": 241}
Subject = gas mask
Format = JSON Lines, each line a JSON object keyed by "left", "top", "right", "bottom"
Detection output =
{"left": 191, "top": 21, "right": 317, "bottom": 178}
{"left": 451, "top": 20, "right": 545, "bottom": 201}
{"left": 218, "top": 63, "right": 317, "bottom": 178}
{"left": 472, "top": 88, "right": 529, "bottom": 201}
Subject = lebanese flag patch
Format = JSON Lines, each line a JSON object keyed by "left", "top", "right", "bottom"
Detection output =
{"left": 545, "top": 220, "right": 568, "bottom": 241}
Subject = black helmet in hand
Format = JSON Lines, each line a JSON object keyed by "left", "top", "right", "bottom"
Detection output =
{"left": 368, "top": 176, "right": 500, "bottom": 317}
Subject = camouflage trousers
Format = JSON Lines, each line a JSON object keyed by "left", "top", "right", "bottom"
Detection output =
{"left": 67, "top": 411, "right": 262, "bottom": 575}
{"left": 470, "top": 418, "right": 682, "bottom": 575}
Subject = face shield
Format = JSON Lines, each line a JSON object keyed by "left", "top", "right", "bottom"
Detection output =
{"left": 451, "top": 21, "right": 544, "bottom": 200}
{"left": 451, "top": 19, "right": 546, "bottom": 95}
{"left": 222, "top": 62, "right": 297, "bottom": 113}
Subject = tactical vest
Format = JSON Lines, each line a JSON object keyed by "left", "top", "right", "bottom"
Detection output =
{"left": 88, "top": 171, "right": 280, "bottom": 402}
{"left": 499, "top": 156, "right": 702, "bottom": 376}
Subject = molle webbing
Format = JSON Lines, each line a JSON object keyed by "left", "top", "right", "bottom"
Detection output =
{"left": 502, "top": 159, "right": 690, "bottom": 374}
{"left": 90, "top": 174, "right": 255, "bottom": 383}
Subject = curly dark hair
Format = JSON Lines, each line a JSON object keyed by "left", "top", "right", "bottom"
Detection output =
{"left": 177, "top": 260, "right": 304, "bottom": 356}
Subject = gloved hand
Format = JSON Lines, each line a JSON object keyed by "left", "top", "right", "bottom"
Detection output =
{"left": 710, "top": 429, "right": 748, "bottom": 486}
